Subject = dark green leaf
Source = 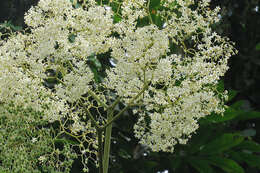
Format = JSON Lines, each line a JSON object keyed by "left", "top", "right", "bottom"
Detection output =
{"left": 237, "top": 152, "right": 260, "bottom": 168}
{"left": 188, "top": 126, "right": 215, "bottom": 154}
{"left": 113, "top": 14, "right": 122, "bottom": 23}
{"left": 90, "top": 67, "right": 103, "bottom": 83}
{"left": 230, "top": 100, "right": 245, "bottom": 110}
{"left": 151, "top": 14, "right": 163, "bottom": 28}
{"left": 207, "top": 156, "right": 244, "bottom": 173}
{"left": 0, "top": 21, "right": 22, "bottom": 31}
{"left": 240, "top": 128, "right": 256, "bottom": 137}
{"left": 118, "top": 149, "right": 131, "bottom": 159}
{"left": 187, "top": 157, "right": 213, "bottom": 173}
{"left": 10, "top": 25, "right": 22, "bottom": 31}
{"left": 217, "top": 80, "right": 224, "bottom": 92}
{"left": 236, "top": 111, "right": 260, "bottom": 121}
{"left": 88, "top": 54, "right": 102, "bottom": 70}
{"left": 235, "top": 140, "right": 260, "bottom": 152}
{"left": 200, "top": 133, "right": 244, "bottom": 155}
{"left": 203, "top": 107, "right": 238, "bottom": 124}
{"left": 170, "top": 157, "right": 182, "bottom": 170}
{"left": 149, "top": 0, "right": 161, "bottom": 10}
{"left": 227, "top": 90, "right": 238, "bottom": 101}
{"left": 229, "top": 151, "right": 260, "bottom": 168}
{"left": 228, "top": 151, "right": 244, "bottom": 163}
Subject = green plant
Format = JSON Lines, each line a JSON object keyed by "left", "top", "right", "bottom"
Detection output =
{"left": 0, "top": 0, "right": 237, "bottom": 173}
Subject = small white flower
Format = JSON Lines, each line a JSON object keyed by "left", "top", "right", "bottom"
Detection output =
{"left": 38, "top": 156, "right": 46, "bottom": 163}
{"left": 31, "top": 137, "right": 37, "bottom": 143}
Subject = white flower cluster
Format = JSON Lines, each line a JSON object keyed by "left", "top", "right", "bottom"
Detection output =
{"left": 0, "top": 0, "right": 236, "bottom": 158}
{"left": 105, "top": 0, "right": 237, "bottom": 152}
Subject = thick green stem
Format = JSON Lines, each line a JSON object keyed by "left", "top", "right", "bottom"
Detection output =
{"left": 102, "top": 97, "right": 121, "bottom": 173}
{"left": 97, "top": 129, "right": 104, "bottom": 173}
{"left": 98, "top": 82, "right": 148, "bottom": 173}
{"left": 103, "top": 108, "right": 113, "bottom": 173}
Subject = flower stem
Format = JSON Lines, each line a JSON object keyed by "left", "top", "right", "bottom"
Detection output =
{"left": 102, "top": 82, "right": 149, "bottom": 130}
{"left": 88, "top": 89, "right": 109, "bottom": 109}
{"left": 103, "top": 108, "right": 113, "bottom": 173}
{"left": 97, "top": 129, "right": 104, "bottom": 173}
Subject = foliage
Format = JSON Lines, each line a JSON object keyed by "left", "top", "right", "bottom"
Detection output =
{"left": 173, "top": 100, "right": 260, "bottom": 173}
{"left": 0, "top": 104, "right": 77, "bottom": 173}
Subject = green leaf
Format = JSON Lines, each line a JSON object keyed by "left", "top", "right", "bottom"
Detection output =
{"left": 229, "top": 151, "right": 260, "bottom": 168}
{"left": 188, "top": 126, "right": 215, "bottom": 154}
{"left": 113, "top": 14, "right": 122, "bottom": 23}
{"left": 227, "top": 90, "right": 238, "bottom": 101}
{"left": 170, "top": 157, "right": 182, "bottom": 170}
{"left": 90, "top": 67, "right": 103, "bottom": 83}
{"left": 236, "top": 111, "right": 260, "bottom": 121}
{"left": 237, "top": 152, "right": 260, "bottom": 168}
{"left": 187, "top": 157, "right": 214, "bottom": 173}
{"left": 201, "top": 100, "right": 248, "bottom": 125}
{"left": 203, "top": 107, "right": 238, "bottom": 124}
{"left": 217, "top": 80, "right": 224, "bottom": 92}
{"left": 235, "top": 140, "right": 260, "bottom": 152}
{"left": 0, "top": 21, "right": 22, "bottom": 31}
{"left": 255, "top": 42, "right": 260, "bottom": 51}
{"left": 118, "top": 149, "right": 131, "bottom": 159}
{"left": 207, "top": 156, "right": 244, "bottom": 173}
{"left": 88, "top": 54, "right": 102, "bottom": 70}
{"left": 168, "top": 1, "right": 178, "bottom": 8}
{"left": 87, "top": 53, "right": 103, "bottom": 83}
{"left": 230, "top": 100, "right": 245, "bottom": 110}
{"left": 200, "top": 133, "right": 244, "bottom": 155}
{"left": 228, "top": 151, "right": 244, "bottom": 163}
{"left": 149, "top": 0, "right": 161, "bottom": 10}
{"left": 151, "top": 14, "right": 163, "bottom": 28}
{"left": 240, "top": 128, "right": 256, "bottom": 137}
{"left": 10, "top": 25, "right": 22, "bottom": 31}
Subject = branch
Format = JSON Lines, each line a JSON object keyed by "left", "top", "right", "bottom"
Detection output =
{"left": 101, "top": 82, "right": 149, "bottom": 130}
{"left": 86, "top": 108, "right": 101, "bottom": 129}
{"left": 88, "top": 89, "right": 109, "bottom": 109}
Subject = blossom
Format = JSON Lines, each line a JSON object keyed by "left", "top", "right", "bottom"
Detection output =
{"left": 0, "top": 0, "right": 237, "bottom": 171}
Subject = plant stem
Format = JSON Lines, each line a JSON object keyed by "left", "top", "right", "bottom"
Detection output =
{"left": 88, "top": 89, "right": 109, "bottom": 109}
{"left": 97, "top": 129, "right": 104, "bottom": 173}
{"left": 102, "top": 82, "right": 149, "bottom": 130}
{"left": 100, "top": 83, "right": 148, "bottom": 172}
{"left": 103, "top": 108, "right": 113, "bottom": 173}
